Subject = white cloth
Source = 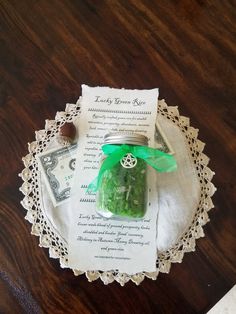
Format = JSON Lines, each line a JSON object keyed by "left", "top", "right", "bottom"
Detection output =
{"left": 156, "top": 115, "right": 200, "bottom": 251}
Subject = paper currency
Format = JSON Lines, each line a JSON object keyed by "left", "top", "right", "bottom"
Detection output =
{"left": 155, "top": 120, "right": 174, "bottom": 155}
{"left": 37, "top": 144, "right": 77, "bottom": 206}
{"left": 37, "top": 122, "right": 173, "bottom": 206}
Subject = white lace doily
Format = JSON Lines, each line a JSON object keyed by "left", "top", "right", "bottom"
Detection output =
{"left": 19, "top": 99, "right": 216, "bottom": 286}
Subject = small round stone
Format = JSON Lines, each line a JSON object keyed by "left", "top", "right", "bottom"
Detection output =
{"left": 57, "top": 122, "right": 76, "bottom": 146}
{"left": 59, "top": 122, "right": 76, "bottom": 138}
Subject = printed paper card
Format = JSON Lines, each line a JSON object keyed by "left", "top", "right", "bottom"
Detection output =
{"left": 68, "top": 85, "right": 159, "bottom": 274}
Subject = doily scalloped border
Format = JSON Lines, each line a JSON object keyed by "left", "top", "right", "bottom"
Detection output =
{"left": 19, "top": 99, "right": 216, "bottom": 286}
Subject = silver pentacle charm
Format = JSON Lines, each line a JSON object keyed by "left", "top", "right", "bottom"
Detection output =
{"left": 120, "top": 153, "right": 137, "bottom": 168}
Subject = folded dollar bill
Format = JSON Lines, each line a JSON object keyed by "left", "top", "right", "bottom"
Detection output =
{"left": 155, "top": 120, "right": 174, "bottom": 155}
{"left": 37, "top": 144, "right": 77, "bottom": 207}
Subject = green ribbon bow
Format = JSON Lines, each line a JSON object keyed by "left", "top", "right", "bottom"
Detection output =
{"left": 87, "top": 144, "right": 177, "bottom": 193}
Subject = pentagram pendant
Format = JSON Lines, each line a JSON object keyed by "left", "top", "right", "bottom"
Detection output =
{"left": 120, "top": 153, "right": 137, "bottom": 168}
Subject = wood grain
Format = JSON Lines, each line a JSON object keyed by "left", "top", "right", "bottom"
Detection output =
{"left": 0, "top": 0, "right": 235, "bottom": 313}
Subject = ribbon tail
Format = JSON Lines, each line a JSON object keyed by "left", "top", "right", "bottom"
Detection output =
{"left": 147, "top": 155, "right": 177, "bottom": 172}
{"left": 145, "top": 154, "right": 177, "bottom": 172}
{"left": 134, "top": 146, "right": 177, "bottom": 173}
{"left": 86, "top": 177, "right": 99, "bottom": 194}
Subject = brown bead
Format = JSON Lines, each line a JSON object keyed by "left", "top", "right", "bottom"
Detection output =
{"left": 59, "top": 122, "right": 76, "bottom": 138}
{"left": 57, "top": 122, "right": 77, "bottom": 146}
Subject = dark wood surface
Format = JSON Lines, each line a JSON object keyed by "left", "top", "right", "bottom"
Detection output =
{"left": 0, "top": 1, "right": 236, "bottom": 313}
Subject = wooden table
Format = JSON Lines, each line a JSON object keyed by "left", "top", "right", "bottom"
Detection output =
{"left": 1, "top": 1, "right": 235, "bottom": 313}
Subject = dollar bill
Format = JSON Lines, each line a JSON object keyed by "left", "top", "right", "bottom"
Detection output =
{"left": 37, "top": 144, "right": 77, "bottom": 207}
{"left": 37, "top": 123, "right": 173, "bottom": 206}
{"left": 155, "top": 120, "right": 174, "bottom": 155}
